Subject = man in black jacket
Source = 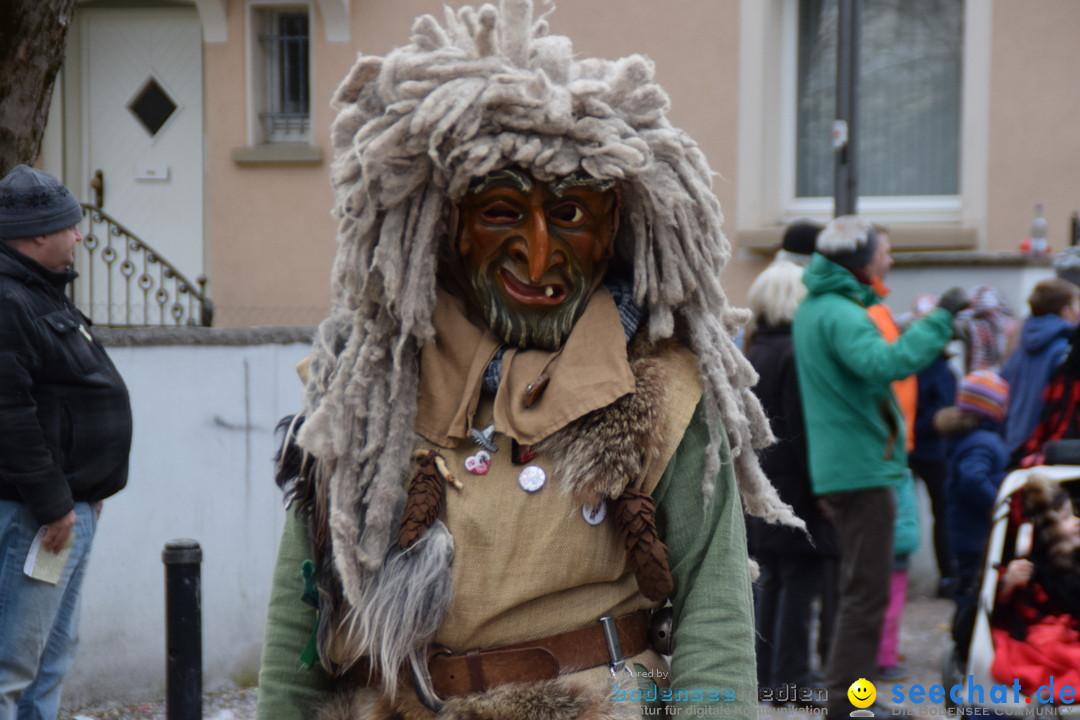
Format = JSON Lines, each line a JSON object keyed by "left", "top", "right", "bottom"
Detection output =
{"left": 0, "top": 165, "right": 132, "bottom": 720}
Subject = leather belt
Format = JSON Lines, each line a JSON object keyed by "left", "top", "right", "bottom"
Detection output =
{"left": 426, "top": 610, "right": 651, "bottom": 698}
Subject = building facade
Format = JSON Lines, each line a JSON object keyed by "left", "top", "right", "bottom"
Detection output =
{"left": 40, "top": 0, "right": 1080, "bottom": 327}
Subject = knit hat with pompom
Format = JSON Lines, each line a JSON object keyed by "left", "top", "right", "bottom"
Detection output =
{"left": 956, "top": 370, "right": 1009, "bottom": 424}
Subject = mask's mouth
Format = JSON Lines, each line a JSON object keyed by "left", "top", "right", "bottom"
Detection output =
{"left": 498, "top": 266, "right": 567, "bottom": 306}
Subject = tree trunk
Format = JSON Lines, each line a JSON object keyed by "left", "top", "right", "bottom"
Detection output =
{"left": 0, "top": 0, "right": 77, "bottom": 177}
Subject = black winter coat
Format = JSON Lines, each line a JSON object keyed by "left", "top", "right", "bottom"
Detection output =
{"left": 0, "top": 242, "right": 131, "bottom": 524}
{"left": 744, "top": 323, "right": 837, "bottom": 557}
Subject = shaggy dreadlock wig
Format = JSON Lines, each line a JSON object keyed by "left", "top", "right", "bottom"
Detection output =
{"left": 291, "top": 0, "right": 799, "bottom": 691}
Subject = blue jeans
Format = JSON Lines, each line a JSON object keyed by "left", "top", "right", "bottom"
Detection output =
{"left": 0, "top": 501, "right": 97, "bottom": 720}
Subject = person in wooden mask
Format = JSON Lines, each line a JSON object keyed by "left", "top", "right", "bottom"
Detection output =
{"left": 256, "top": 2, "right": 801, "bottom": 718}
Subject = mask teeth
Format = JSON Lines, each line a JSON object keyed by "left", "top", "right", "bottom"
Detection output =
{"left": 544, "top": 285, "right": 555, "bottom": 298}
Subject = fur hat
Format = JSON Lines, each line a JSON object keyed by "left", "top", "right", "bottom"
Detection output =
{"left": 815, "top": 215, "right": 878, "bottom": 270}
{"left": 956, "top": 370, "right": 1009, "bottom": 424}
{"left": 0, "top": 165, "right": 83, "bottom": 239}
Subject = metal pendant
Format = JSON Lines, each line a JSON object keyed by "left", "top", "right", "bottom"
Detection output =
{"left": 469, "top": 424, "right": 498, "bottom": 453}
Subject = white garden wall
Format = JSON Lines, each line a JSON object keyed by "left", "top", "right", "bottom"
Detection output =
{"left": 60, "top": 328, "right": 313, "bottom": 708}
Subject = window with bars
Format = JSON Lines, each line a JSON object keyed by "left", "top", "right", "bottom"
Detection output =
{"left": 796, "top": 0, "right": 963, "bottom": 199}
{"left": 256, "top": 7, "right": 310, "bottom": 142}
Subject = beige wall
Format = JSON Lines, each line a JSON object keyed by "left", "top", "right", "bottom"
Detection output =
{"left": 986, "top": 1, "right": 1080, "bottom": 253}
{"left": 205, "top": 4, "right": 349, "bottom": 327}
{"left": 205, "top": 0, "right": 745, "bottom": 326}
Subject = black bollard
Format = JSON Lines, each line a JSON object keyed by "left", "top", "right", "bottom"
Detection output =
{"left": 163, "top": 540, "right": 203, "bottom": 720}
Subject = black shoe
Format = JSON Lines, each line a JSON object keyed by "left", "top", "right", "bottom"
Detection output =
{"left": 876, "top": 664, "right": 908, "bottom": 682}
{"left": 937, "top": 577, "right": 959, "bottom": 598}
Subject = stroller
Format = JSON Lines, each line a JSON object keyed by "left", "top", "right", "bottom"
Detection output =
{"left": 942, "top": 463, "right": 1080, "bottom": 716}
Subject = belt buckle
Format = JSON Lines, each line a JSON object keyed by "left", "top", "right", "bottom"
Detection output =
{"left": 598, "top": 615, "right": 636, "bottom": 684}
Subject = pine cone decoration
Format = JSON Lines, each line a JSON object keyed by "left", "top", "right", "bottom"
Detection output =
{"left": 398, "top": 450, "right": 446, "bottom": 549}
{"left": 613, "top": 487, "right": 673, "bottom": 601}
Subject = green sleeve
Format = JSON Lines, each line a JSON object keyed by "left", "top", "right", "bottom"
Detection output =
{"left": 652, "top": 402, "right": 757, "bottom": 716}
{"left": 822, "top": 303, "right": 953, "bottom": 385}
{"left": 255, "top": 508, "right": 334, "bottom": 720}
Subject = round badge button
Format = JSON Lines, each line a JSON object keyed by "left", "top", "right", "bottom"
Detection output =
{"left": 517, "top": 465, "right": 546, "bottom": 493}
{"left": 582, "top": 501, "right": 607, "bottom": 526}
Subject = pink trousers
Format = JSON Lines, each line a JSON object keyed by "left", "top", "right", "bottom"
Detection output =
{"left": 878, "top": 568, "right": 908, "bottom": 668}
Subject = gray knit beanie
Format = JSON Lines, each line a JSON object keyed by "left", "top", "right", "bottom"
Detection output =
{"left": 0, "top": 165, "right": 83, "bottom": 239}
{"left": 816, "top": 215, "right": 878, "bottom": 270}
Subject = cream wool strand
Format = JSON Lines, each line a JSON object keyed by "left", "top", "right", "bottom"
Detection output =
{"left": 296, "top": 0, "right": 802, "bottom": 681}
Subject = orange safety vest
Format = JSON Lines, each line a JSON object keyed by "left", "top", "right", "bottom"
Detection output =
{"left": 868, "top": 282, "right": 917, "bottom": 453}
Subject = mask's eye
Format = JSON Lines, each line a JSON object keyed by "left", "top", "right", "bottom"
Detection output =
{"left": 549, "top": 202, "right": 586, "bottom": 227}
{"left": 479, "top": 201, "right": 522, "bottom": 224}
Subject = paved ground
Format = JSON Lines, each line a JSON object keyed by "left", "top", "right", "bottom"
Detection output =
{"left": 61, "top": 689, "right": 257, "bottom": 720}
{"left": 60, "top": 595, "right": 956, "bottom": 720}
{"left": 757, "top": 595, "right": 956, "bottom": 719}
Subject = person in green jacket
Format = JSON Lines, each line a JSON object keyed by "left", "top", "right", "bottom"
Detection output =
{"left": 792, "top": 215, "right": 969, "bottom": 718}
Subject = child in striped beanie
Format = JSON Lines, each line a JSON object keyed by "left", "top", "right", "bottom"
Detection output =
{"left": 956, "top": 369, "right": 1010, "bottom": 424}
{"left": 935, "top": 370, "right": 1011, "bottom": 599}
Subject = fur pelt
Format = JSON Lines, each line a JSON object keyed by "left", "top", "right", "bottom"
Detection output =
{"left": 536, "top": 336, "right": 666, "bottom": 503}
{"left": 317, "top": 677, "right": 636, "bottom": 720}
{"left": 326, "top": 520, "right": 456, "bottom": 700}
{"left": 1024, "top": 474, "right": 1075, "bottom": 571}
{"left": 932, "top": 406, "right": 981, "bottom": 436}
{"left": 1021, "top": 474, "right": 1080, "bottom": 619}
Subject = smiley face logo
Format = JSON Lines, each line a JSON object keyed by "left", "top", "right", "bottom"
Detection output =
{"left": 847, "top": 678, "right": 877, "bottom": 709}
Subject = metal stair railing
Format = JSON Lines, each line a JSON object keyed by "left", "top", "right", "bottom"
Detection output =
{"left": 72, "top": 204, "right": 214, "bottom": 327}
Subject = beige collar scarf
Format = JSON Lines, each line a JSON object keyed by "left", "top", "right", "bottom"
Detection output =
{"left": 416, "top": 286, "right": 636, "bottom": 447}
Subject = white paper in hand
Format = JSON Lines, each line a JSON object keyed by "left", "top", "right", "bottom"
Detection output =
{"left": 23, "top": 528, "right": 75, "bottom": 585}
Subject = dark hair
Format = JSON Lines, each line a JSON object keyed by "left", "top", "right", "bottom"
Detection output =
{"left": 1028, "top": 278, "right": 1080, "bottom": 317}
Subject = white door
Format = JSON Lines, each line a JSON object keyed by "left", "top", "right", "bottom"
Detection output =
{"left": 79, "top": 8, "right": 204, "bottom": 319}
